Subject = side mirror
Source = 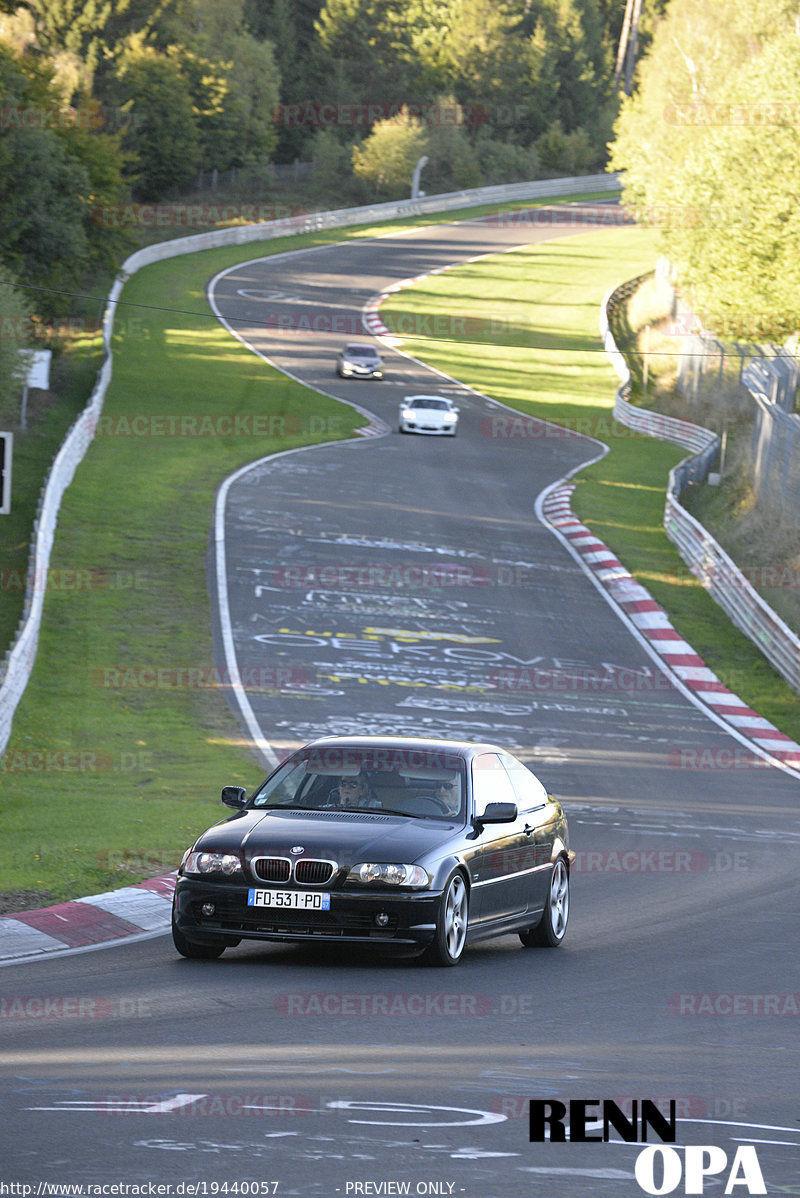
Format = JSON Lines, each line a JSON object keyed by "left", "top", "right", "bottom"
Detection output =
{"left": 221, "top": 785, "right": 247, "bottom": 809}
{"left": 476, "top": 801, "right": 518, "bottom": 824}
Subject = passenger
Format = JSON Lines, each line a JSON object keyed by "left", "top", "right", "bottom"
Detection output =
{"left": 336, "top": 773, "right": 381, "bottom": 809}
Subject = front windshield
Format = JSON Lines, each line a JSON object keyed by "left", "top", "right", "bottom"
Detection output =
{"left": 346, "top": 346, "right": 375, "bottom": 357}
{"left": 410, "top": 398, "right": 448, "bottom": 410}
{"left": 251, "top": 745, "right": 466, "bottom": 821}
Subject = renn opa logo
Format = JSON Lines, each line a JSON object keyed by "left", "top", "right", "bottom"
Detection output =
{"left": 528, "top": 1100, "right": 765, "bottom": 1195}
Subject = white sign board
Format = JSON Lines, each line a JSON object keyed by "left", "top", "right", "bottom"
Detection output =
{"left": 18, "top": 348, "right": 52, "bottom": 390}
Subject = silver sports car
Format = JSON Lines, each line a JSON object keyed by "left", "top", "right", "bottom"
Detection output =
{"left": 336, "top": 343, "right": 384, "bottom": 379}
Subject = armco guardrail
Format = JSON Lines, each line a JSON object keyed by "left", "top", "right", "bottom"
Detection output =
{"left": 602, "top": 278, "right": 800, "bottom": 696}
{"left": 0, "top": 173, "right": 620, "bottom": 757}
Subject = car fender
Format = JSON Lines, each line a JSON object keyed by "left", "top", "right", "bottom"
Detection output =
{"left": 425, "top": 850, "right": 471, "bottom": 896}
{"left": 551, "top": 835, "right": 574, "bottom": 869}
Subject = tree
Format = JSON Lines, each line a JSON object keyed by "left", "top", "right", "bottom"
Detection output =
{"left": 0, "top": 45, "right": 126, "bottom": 306}
{"left": 245, "top": 0, "right": 308, "bottom": 161}
{"left": 524, "top": 0, "right": 614, "bottom": 141}
{"left": 17, "top": 0, "right": 173, "bottom": 95}
{"left": 473, "top": 129, "right": 539, "bottom": 184}
{"left": 217, "top": 32, "right": 279, "bottom": 166}
{"left": 313, "top": 0, "right": 419, "bottom": 103}
{"left": 351, "top": 108, "right": 429, "bottom": 197}
{"left": 609, "top": 0, "right": 800, "bottom": 336}
{"left": 309, "top": 126, "right": 353, "bottom": 199}
{"left": 117, "top": 49, "right": 200, "bottom": 197}
{"left": 423, "top": 98, "right": 482, "bottom": 190}
{"left": 19, "top": 0, "right": 114, "bottom": 84}
{"left": 0, "top": 266, "right": 30, "bottom": 426}
{"left": 139, "top": 0, "right": 281, "bottom": 170}
{"left": 659, "top": 33, "right": 800, "bottom": 338}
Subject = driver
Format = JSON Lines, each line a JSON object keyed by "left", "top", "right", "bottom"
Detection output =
{"left": 433, "top": 774, "right": 461, "bottom": 816}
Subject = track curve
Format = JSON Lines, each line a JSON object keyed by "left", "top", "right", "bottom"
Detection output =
{"left": 2, "top": 205, "right": 799, "bottom": 1198}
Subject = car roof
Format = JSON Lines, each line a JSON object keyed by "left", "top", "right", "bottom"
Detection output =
{"left": 303, "top": 734, "right": 504, "bottom": 762}
{"left": 343, "top": 343, "right": 378, "bottom": 352}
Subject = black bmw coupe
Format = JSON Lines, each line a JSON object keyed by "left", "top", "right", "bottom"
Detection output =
{"left": 172, "top": 736, "right": 574, "bottom": 966}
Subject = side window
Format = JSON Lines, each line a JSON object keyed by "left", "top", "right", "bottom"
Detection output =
{"left": 471, "top": 752, "right": 518, "bottom": 818}
{"left": 498, "top": 753, "right": 548, "bottom": 812}
{"left": 252, "top": 760, "right": 308, "bottom": 807}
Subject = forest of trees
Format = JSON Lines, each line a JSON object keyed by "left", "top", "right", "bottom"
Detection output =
{"left": 1, "top": 0, "right": 799, "bottom": 351}
{"left": 0, "top": 0, "right": 647, "bottom": 335}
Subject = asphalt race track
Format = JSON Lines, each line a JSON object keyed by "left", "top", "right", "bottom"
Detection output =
{"left": 2, "top": 207, "right": 800, "bottom": 1198}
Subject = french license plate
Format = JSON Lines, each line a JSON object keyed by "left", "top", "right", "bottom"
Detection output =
{"left": 248, "top": 889, "right": 330, "bottom": 910}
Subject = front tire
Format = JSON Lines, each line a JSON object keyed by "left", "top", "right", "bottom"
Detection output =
{"left": 424, "top": 872, "right": 468, "bottom": 966}
{"left": 520, "top": 858, "right": 569, "bottom": 948}
{"left": 172, "top": 917, "right": 227, "bottom": 960}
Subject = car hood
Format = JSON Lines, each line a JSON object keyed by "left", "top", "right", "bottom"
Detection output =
{"left": 194, "top": 808, "right": 459, "bottom": 865}
{"left": 401, "top": 407, "right": 454, "bottom": 423}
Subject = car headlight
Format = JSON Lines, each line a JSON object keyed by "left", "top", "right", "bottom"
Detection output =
{"left": 443, "top": 413, "right": 457, "bottom": 422}
{"left": 347, "top": 863, "right": 430, "bottom": 888}
{"left": 182, "top": 851, "right": 243, "bottom": 876}
{"left": 400, "top": 408, "right": 413, "bottom": 419}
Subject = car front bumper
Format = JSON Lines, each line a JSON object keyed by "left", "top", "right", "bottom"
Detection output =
{"left": 340, "top": 365, "right": 383, "bottom": 378}
{"left": 173, "top": 876, "right": 440, "bottom": 951}
{"left": 399, "top": 421, "right": 457, "bottom": 434}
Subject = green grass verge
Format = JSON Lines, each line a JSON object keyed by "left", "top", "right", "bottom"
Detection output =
{"left": 0, "top": 335, "right": 104, "bottom": 655}
{"left": 379, "top": 226, "right": 800, "bottom": 743}
{"left": 0, "top": 247, "right": 367, "bottom": 906}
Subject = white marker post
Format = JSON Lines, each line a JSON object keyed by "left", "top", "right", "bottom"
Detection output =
{"left": 0, "top": 431, "right": 11, "bottom": 515}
